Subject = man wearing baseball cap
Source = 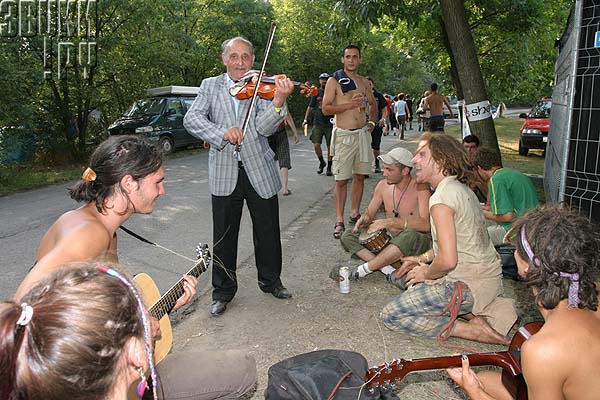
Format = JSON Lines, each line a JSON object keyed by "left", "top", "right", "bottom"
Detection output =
{"left": 302, "top": 73, "right": 333, "bottom": 175}
{"left": 331, "top": 147, "right": 432, "bottom": 287}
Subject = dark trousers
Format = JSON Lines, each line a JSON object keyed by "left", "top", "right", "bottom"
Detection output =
{"left": 211, "top": 167, "right": 282, "bottom": 302}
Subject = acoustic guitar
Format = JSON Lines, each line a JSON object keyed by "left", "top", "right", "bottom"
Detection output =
{"left": 134, "top": 243, "right": 211, "bottom": 364}
{"left": 364, "top": 322, "right": 543, "bottom": 400}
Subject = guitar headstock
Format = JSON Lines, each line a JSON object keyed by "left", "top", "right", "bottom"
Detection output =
{"left": 194, "top": 243, "right": 211, "bottom": 274}
{"left": 299, "top": 82, "right": 318, "bottom": 97}
{"left": 364, "top": 359, "right": 409, "bottom": 390}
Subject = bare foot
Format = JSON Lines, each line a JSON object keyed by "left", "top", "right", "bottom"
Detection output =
{"left": 454, "top": 316, "right": 510, "bottom": 345}
{"left": 470, "top": 317, "right": 510, "bottom": 345}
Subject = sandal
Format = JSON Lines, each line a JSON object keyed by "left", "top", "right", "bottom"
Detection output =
{"left": 348, "top": 213, "right": 361, "bottom": 224}
{"left": 333, "top": 222, "right": 345, "bottom": 239}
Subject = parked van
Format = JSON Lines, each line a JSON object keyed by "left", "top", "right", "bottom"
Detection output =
{"left": 108, "top": 86, "right": 201, "bottom": 154}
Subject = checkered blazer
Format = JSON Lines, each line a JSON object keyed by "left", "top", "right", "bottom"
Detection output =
{"left": 184, "top": 73, "right": 284, "bottom": 198}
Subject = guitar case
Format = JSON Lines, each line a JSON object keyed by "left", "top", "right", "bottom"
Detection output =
{"left": 264, "top": 349, "right": 399, "bottom": 400}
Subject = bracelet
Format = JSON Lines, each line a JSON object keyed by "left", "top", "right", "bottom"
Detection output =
{"left": 420, "top": 251, "right": 431, "bottom": 263}
{"left": 368, "top": 120, "right": 376, "bottom": 127}
{"left": 274, "top": 107, "right": 282, "bottom": 113}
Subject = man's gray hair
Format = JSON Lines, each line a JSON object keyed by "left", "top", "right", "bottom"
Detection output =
{"left": 221, "top": 37, "right": 254, "bottom": 55}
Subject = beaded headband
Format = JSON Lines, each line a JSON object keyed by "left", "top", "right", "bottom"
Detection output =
{"left": 520, "top": 224, "right": 580, "bottom": 308}
{"left": 96, "top": 265, "right": 158, "bottom": 400}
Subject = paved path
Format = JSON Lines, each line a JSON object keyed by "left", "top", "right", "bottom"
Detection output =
{"left": 1, "top": 122, "right": 540, "bottom": 399}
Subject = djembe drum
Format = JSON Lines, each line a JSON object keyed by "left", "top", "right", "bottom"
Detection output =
{"left": 358, "top": 227, "right": 403, "bottom": 269}
{"left": 358, "top": 228, "right": 390, "bottom": 254}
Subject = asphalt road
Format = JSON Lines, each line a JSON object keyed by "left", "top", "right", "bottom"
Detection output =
{"left": 0, "top": 132, "right": 346, "bottom": 298}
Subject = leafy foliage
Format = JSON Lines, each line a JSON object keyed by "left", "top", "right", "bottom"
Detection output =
{"left": 0, "top": 0, "right": 571, "bottom": 164}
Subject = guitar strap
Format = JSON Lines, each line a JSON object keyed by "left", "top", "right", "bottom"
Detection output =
{"left": 119, "top": 225, "right": 157, "bottom": 246}
{"left": 119, "top": 226, "right": 198, "bottom": 263}
{"left": 436, "top": 281, "right": 480, "bottom": 353}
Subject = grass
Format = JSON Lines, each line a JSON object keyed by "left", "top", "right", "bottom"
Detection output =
{"left": 445, "top": 116, "right": 546, "bottom": 175}
{"left": 0, "top": 145, "right": 205, "bottom": 197}
{"left": 445, "top": 116, "right": 546, "bottom": 202}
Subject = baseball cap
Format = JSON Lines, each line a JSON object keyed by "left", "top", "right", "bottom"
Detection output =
{"left": 319, "top": 73, "right": 329, "bottom": 79}
{"left": 377, "top": 147, "right": 414, "bottom": 168}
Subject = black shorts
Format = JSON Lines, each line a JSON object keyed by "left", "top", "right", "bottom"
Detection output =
{"left": 429, "top": 115, "right": 445, "bottom": 132}
{"left": 371, "top": 126, "right": 383, "bottom": 150}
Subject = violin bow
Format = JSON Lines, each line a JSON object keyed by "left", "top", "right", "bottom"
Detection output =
{"left": 235, "top": 22, "right": 277, "bottom": 153}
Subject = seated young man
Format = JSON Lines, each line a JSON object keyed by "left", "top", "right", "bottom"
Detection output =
{"left": 330, "top": 147, "right": 431, "bottom": 285}
{"left": 382, "top": 133, "right": 517, "bottom": 345}
{"left": 471, "top": 147, "right": 539, "bottom": 246}
{"left": 448, "top": 204, "right": 600, "bottom": 399}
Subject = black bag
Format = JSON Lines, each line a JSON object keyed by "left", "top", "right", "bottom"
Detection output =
{"left": 264, "top": 349, "right": 399, "bottom": 400}
{"left": 497, "top": 244, "right": 520, "bottom": 281}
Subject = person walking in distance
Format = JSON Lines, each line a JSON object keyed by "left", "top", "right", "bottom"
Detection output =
{"left": 394, "top": 93, "right": 411, "bottom": 140}
{"left": 303, "top": 72, "right": 333, "bottom": 176}
{"left": 418, "top": 90, "right": 431, "bottom": 131}
{"left": 322, "top": 44, "right": 377, "bottom": 239}
{"left": 405, "top": 94, "right": 414, "bottom": 130}
{"left": 424, "top": 83, "right": 454, "bottom": 131}
{"left": 184, "top": 36, "right": 294, "bottom": 317}
{"left": 269, "top": 112, "right": 300, "bottom": 196}
{"left": 367, "top": 77, "right": 388, "bottom": 173}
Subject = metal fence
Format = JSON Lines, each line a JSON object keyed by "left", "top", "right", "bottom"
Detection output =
{"left": 546, "top": 0, "right": 600, "bottom": 224}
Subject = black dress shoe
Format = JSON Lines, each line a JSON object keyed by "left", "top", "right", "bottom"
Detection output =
{"left": 210, "top": 300, "right": 228, "bottom": 316}
{"left": 270, "top": 286, "right": 292, "bottom": 299}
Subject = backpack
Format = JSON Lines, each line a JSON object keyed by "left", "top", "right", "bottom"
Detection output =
{"left": 264, "top": 349, "right": 399, "bottom": 400}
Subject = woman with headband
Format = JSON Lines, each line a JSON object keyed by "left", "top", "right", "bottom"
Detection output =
{"left": 0, "top": 262, "right": 158, "bottom": 400}
{"left": 447, "top": 204, "right": 600, "bottom": 399}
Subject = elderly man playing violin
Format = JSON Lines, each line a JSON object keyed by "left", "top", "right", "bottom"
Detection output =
{"left": 184, "top": 36, "right": 295, "bottom": 317}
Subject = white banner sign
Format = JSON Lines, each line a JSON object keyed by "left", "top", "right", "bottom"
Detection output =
{"left": 465, "top": 100, "right": 492, "bottom": 122}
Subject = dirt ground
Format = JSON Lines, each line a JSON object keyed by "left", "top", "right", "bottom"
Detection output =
{"left": 170, "top": 140, "right": 542, "bottom": 399}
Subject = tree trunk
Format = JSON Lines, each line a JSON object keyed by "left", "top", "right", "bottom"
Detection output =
{"left": 439, "top": 0, "right": 500, "bottom": 155}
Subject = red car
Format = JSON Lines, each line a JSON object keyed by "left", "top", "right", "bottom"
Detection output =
{"left": 518, "top": 98, "right": 551, "bottom": 156}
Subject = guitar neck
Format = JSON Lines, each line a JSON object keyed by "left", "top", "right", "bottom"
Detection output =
{"left": 366, "top": 352, "right": 519, "bottom": 387}
{"left": 149, "top": 259, "right": 206, "bottom": 319}
{"left": 406, "top": 352, "right": 519, "bottom": 376}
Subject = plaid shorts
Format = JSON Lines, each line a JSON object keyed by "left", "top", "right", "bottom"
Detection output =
{"left": 382, "top": 280, "right": 474, "bottom": 339}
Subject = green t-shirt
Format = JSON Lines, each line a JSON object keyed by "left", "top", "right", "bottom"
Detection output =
{"left": 488, "top": 168, "right": 539, "bottom": 231}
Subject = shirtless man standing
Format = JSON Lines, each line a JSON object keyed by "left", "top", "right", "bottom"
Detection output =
{"left": 322, "top": 44, "right": 377, "bottom": 239}
{"left": 14, "top": 135, "right": 257, "bottom": 400}
{"left": 424, "top": 83, "right": 454, "bottom": 132}
{"left": 448, "top": 205, "right": 600, "bottom": 400}
{"left": 331, "top": 147, "right": 431, "bottom": 285}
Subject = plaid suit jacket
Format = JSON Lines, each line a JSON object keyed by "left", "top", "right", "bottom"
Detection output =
{"left": 184, "top": 73, "right": 284, "bottom": 198}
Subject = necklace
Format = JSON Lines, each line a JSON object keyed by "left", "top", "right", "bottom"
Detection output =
{"left": 392, "top": 177, "right": 411, "bottom": 217}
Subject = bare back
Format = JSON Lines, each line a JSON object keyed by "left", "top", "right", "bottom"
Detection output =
{"left": 522, "top": 308, "right": 600, "bottom": 400}
{"left": 425, "top": 92, "right": 450, "bottom": 116}
{"left": 15, "top": 204, "right": 116, "bottom": 300}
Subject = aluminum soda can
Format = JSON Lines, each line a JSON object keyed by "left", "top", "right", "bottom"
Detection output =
{"left": 339, "top": 266, "right": 351, "bottom": 294}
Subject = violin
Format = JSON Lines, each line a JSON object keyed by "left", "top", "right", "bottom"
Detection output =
{"left": 229, "top": 70, "right": 318, "bottom": 100}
